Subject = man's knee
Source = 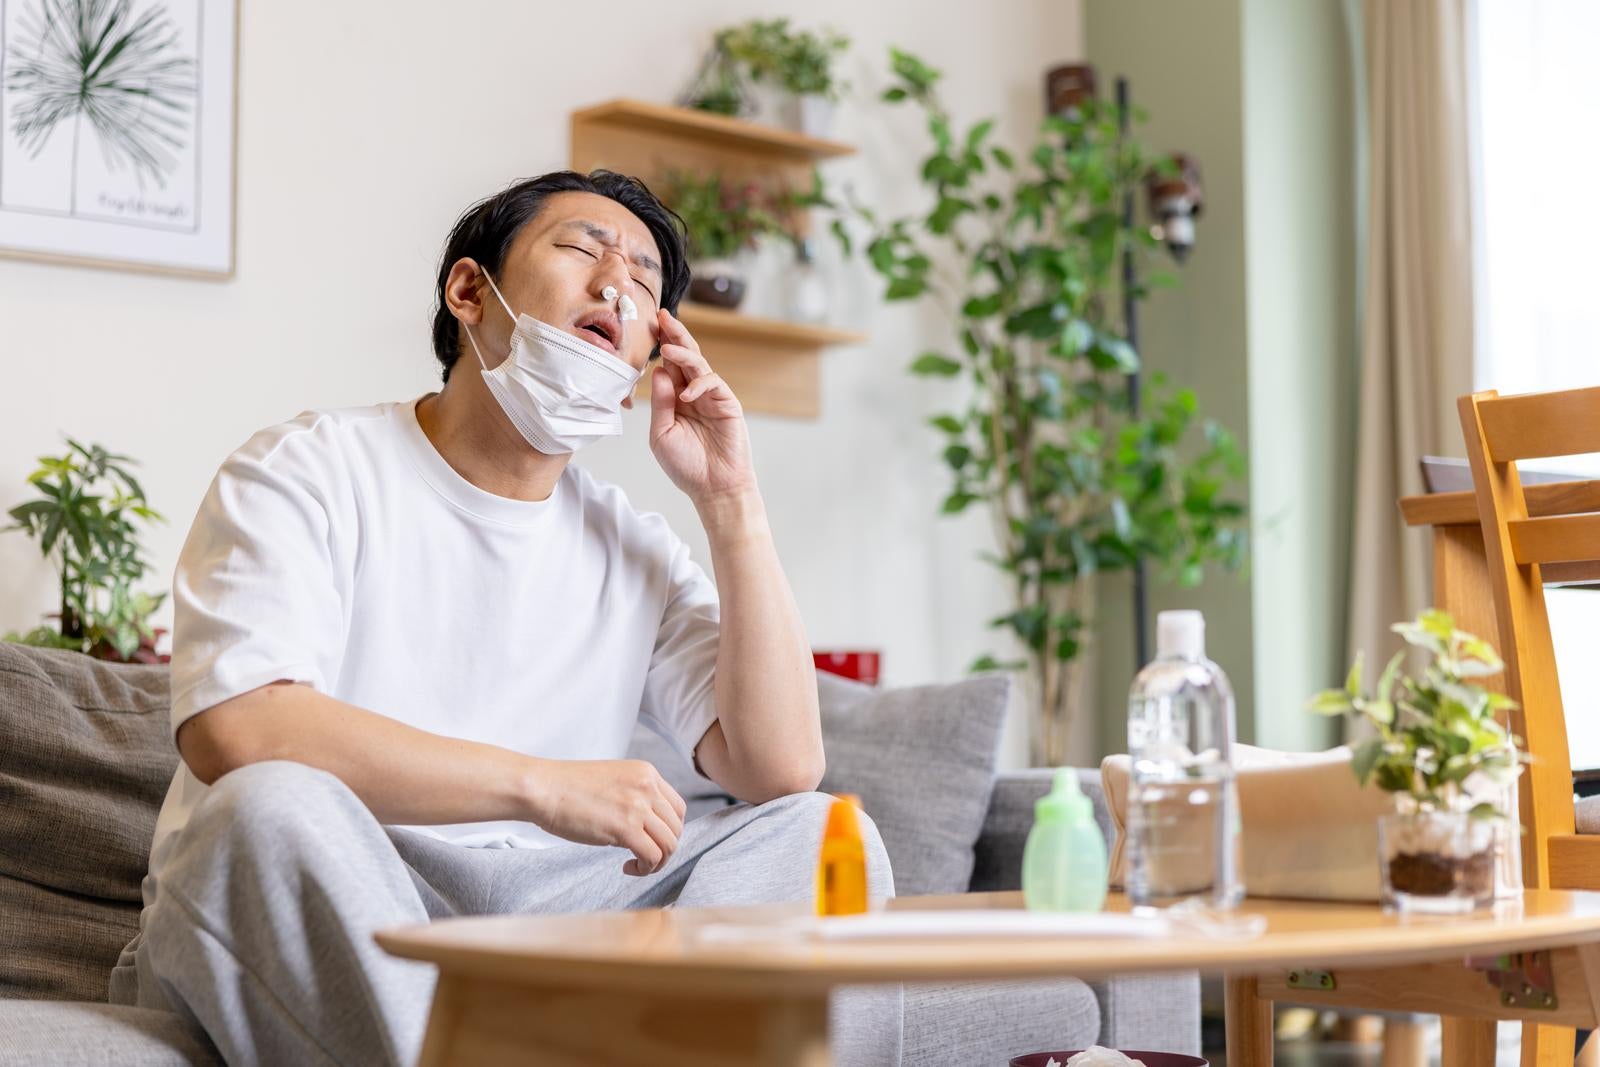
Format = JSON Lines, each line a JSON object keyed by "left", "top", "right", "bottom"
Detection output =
{"left": 190, "top": 759, "right": 361, "bottom": 851}
{"left": 759, "top": 791, "right": 895, "bottom": 897}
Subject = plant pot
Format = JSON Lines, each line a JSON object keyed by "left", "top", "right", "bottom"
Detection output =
{"left": 743, "top": 82, "right": 790, "bottom": 127}
{"left": 795, "top": 95, "right": 835, "bottom": 138}
{"left": 688, "top": 258, "right": 747, "bottom": 309}
{"left": 1378, "top": 810, "right": 1496, "bottom": 914}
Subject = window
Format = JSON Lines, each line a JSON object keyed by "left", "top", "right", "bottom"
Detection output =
{"left": 1474, "top": 0, "right": 1600, "bottom": 770}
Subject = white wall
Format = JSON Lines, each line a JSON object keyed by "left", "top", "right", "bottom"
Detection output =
{"left": 0, "top": 0, "right": 1083, "bottom": 767}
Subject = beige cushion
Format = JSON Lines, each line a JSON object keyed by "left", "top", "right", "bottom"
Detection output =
{"left": 1576, "top": 795, "right": 1600, "bottom": 835}
{"left": 1102, "top": 745, "right": 1399, "bottom": 902}
{"left": 0, "top": 644, "right": 177, "bottom": 999}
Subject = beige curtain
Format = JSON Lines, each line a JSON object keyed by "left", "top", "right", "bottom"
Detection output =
{"left": 1347, "top": 0, "right": 1476, "bottom": 672}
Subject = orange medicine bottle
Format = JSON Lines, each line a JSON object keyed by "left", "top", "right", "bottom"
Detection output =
{"left": 816, "top": 794, "right": 869, "bottom": 916}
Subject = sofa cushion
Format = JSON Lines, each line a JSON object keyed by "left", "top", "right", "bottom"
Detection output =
{"left": 0, "top": 644, "right": 177, "bottom": 999}
{"left": 0, "top": 1001, "right": 219, "bottom": 1066}
{"left": 0, "top": 874, "right": 139, "bottom": 1003}
{"left": 815, "top": 672, "right": 1010, "bottom": 896}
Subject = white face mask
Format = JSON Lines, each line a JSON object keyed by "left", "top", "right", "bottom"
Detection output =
{"left": 462, "top": 270, "right": 642, "bottom": 455}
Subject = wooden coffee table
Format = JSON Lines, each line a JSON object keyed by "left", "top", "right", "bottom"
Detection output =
{"left": 377, "top": 889, "right": 1600, "bottom": 1066}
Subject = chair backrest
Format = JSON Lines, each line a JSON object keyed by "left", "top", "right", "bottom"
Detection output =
{"left": 1459, "top": 386, "right": 1600, "bottom": 887}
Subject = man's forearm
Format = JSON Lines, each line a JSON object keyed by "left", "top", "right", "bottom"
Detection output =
{"left": 177, "top": 682, "right": 541, "bottom": 825}
{"left": 696, "top": 488, "right": 825, "bottom": 799}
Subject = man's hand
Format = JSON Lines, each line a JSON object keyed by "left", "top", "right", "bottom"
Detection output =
{"left": 525, "top": 758, "right": 688, "bottom": 876}
{"left": 649, "top": 308, "right": 755, "bottom": 506}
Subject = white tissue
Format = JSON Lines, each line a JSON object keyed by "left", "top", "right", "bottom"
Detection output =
{"left": 617, "top": 292, "right": 639, "bottom": 321}
{"left": 1065, "top": 1049, "right": 1147, "bottom": 1067}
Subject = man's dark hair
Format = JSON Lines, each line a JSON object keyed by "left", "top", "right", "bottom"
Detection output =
{"left": 430, "top": 169, "right": 690, "bottom": 381}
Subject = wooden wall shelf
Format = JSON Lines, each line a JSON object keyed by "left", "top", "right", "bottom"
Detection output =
{"left": 571, "top": 98, "right": 864, "bottom": 420}
{"left": 571, "top": 99, "right": 855, "bottom": 165}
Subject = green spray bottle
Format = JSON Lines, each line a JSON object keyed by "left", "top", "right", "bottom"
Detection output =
{"left": 1022, "top": 769, "right": 1109, "bottom": 912}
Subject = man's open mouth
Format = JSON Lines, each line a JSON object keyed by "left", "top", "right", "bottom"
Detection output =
{"left": 573, "top": 311, "right": 621, "bottom": 353}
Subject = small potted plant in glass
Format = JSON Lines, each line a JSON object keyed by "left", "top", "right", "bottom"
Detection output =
{"left": 1309, "top": 609, "right": 1525, "bottom": 914}
{"left": 661, "top": 170, "right": 779, "bottom": 311}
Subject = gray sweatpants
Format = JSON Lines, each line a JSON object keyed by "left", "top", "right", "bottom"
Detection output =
{"left": 108, "top": 760, "right": 902, "bottom": 1066}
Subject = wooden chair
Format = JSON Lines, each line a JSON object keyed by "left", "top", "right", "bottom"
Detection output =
{"left": 1460, "top": 385, "right": 1600, "bottom": 1066}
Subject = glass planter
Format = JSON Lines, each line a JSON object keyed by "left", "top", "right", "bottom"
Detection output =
{"left": 1378, "top": 810, "right": 1496, "bottom": 914}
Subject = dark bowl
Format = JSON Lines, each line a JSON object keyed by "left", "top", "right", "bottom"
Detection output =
{"left": 1010, "top": 1053, "right": 1209, "bottom": 1067}
{"left": 688, "top": 274, "right": 747, "bottom": 309}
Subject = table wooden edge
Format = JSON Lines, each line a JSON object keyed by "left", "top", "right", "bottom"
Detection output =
{"left": 375, "top": 891, "right": 1600, "bottom": 997}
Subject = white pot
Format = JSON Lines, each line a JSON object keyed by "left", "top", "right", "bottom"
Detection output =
{"left": 795, "top": 96, "right": 835, "bottom": 138}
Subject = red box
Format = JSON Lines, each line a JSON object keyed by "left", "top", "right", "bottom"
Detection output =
{"left": 813, "top": 651, "right": 881, "bottom": 687}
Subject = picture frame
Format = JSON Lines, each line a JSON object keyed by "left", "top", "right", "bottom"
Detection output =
{"left": 0, "top": 0, "right": 239, "bottom": 278}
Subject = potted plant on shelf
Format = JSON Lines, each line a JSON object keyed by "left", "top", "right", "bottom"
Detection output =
{"left": 1309, "top": 609, "right": 1526, "bottom": 914}
{"left": 695, "top": 18, "right": 849, "bottom": 137}
{"left": 819, "top": 48, "right": 1247, "bottom": 766}
{"left": 3, "top": 439, "right": 169, "bottom": 664}
{"left": 661, "top": 170, "right": 780, "bottom": 311}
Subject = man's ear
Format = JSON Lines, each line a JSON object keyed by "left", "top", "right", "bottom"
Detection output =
{"left": 443, "top": 258, "right": 485, "bottom": 327}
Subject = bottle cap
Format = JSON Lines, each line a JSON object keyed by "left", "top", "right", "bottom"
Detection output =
{"left": 1034, "top": 769, "right": 1093, "bottom": 825}
{"left": 823, "top": 794, "right": 863, "bottom": 840}
{"left": 1156, "top": 609, "right": 1205, "bottom": 661}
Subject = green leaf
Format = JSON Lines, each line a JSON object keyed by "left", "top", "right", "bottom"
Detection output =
{"left": 1344, "top": 653, "right": 1364, "bottom": 698}
{"left": 1003, "top": 302, "right": 1067, "bottom": 339}
{"left": 943, "top": 444, "right": 972, "bottom": 470}
{"left": 1087, "top": 335, "right": 1140, "bottom": 372}
{"left": 1376, "top": 651, "right": 1405, "bottom": 702}
{"left": 990, "top": 146, "right": 1015, "bottom": 171}
{"left": 1352, "top": 738, "right": 1385, "bottom": 784}
{"left": 1308, "top": 690, "right": 1355, "bottom": 716}
{"left": 884, "top": 276, "right": 926, "bottom": 300}
{"left": 909, "top": 353, "right": 962, "bottom": 377}
{"left": 962, "top": 294, "right": 1003, "bottom": 318}
{"left": 942, "top": 491, "right": 978, "bottom": 514}
{"left": 969, "top": 654, "right": 1026, "bottom": 673}
{"left": 929, "top": 415, "right": 965, "bottom": 434}
{"left": 964, "top": 118, "right": 994, "bottom": 152}
{"left": 881, "top": 87, "right": 908, "bottom": 102}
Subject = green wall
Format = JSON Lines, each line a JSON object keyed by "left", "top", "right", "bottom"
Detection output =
{"left": 1085, "top": 0, "right": 1355, "bottom": 754}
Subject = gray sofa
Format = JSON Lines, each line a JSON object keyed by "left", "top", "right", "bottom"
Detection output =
{"left": 0, "top": 643, "right": 1198, "bottom": 1065}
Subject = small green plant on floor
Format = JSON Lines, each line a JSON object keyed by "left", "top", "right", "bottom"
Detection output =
{"left": 1308, "top": 609, "right": 1525, "bottom": 816}
{"left": 4, "top": 439, "right": 168, "bottom": 663}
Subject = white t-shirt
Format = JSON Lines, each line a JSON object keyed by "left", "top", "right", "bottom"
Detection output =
{"left": 144, "top": 398, "right": 721, "bottom": 898}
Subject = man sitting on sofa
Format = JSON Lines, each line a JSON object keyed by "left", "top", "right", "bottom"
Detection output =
{"left": 108, "top": 169, "right": 899, "bottom": 1066}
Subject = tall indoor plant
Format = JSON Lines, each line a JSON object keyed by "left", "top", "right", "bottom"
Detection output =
{"left": 833, "top": 49, "right": 1247, "bottom": 765}
{"left": 3, "top": 438, "right": 168, "bottom": 663}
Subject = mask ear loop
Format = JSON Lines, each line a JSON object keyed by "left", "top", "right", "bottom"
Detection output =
{"left": 463, "top": 266, "right": 518, "bottom": 371}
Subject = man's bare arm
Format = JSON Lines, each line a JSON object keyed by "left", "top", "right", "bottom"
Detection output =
{"left": 177, "top": 681, "right": 687, "bottom": 875}
{"left": 691, "top": 489, "right": 825, "bottom": 804}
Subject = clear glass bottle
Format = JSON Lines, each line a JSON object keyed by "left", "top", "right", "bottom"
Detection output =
{"left": 787, "top": 238, "right": 829, "bottom": 324}
{"left": 1125, "top": 610, "right": 1244, "bottom": 910}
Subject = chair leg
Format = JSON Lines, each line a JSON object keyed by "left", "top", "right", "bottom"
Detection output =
{"left": 1522, "top": 1023, "right": 1576, "bottom": 1067}
{"left": 1381, "top": 1018, "right": 1429, "bottom": 1067}
{"left": 1441, "top": 1016, "right": 1496, "bottom": 1067}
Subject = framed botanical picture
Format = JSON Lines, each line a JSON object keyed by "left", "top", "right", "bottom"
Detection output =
{"left": 0, "top": 0, "right": 238, "bottom": 277}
